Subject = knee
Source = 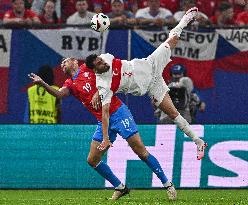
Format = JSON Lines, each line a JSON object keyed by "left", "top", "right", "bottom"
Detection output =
{"left": 169, "top": 111, "right": 179, "bottom": 120}
{"left": 87, "top": 155, "right": 101, "bottom": 167}
{"left": 137, "top": 150, "right": 149, "bottom": 161}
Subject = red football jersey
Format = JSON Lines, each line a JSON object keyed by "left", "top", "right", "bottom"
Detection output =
{"left": 63, "top": 64, "right": 122, "bottom": 121}
{"left": 4, "top": 9, "right": 37, "bottom": 19}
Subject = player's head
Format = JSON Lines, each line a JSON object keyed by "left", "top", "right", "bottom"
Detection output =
{"left": 61, "top": 57, "right": 78, "bottom": 76}
{"left": 85, "top": 54, "right": 110, "bottom": 74}
{"left": 170, "top": 64, "right": 186, "bottom": 81}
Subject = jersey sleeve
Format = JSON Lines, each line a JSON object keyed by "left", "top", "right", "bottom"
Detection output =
{"left": 63, "top": 79, "right": 72, "bottom": 90}
{"left": 96, "top": 69, "right": 113, "bottom": 106}
{"left": 100, "top": 53, "right": 114, "bottom": 68}
{"left": 99, "top": 87, "right": 113, "bottom": 106}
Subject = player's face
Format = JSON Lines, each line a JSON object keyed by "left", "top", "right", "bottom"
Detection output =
{"left": 61, "top": 58, "right": 78, "bottom": 76}
{"left": 93, "top": 57, "right": 110, "bottom": 74}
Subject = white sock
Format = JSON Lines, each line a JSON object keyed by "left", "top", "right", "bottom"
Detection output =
{"left": 173, "top": 114, "right": 204, "bottom": 145}
{"left": 115, "top": 183, "right": 125, "bottom": 190}
{"left": 163, "top": 181, "right": 172, "bottom": 188}
{"left": 169, "top": 15, "right": 188, "bottom": 38}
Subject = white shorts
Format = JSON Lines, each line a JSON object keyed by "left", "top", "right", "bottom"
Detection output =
{"left": 148, "top": 76, "right": 170, "bottom": 107}
{"left": 147, "top": 42, "right": 171, "bottom": 106}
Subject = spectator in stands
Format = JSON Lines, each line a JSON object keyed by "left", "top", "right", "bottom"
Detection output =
{"left": 0, "top": 0, "right": 12, "bottom": 24}
{"left": 24, "top": 65, "right": 61, "bottom": 124}
{"left": 154, "top": 64, "right": 205, "bottom": 124}
{"left": 31, "top": 0, "right": 61, "bottom": 19}
{"left": 235, "top": 1, "right": 248, "bottom": 25}
{"left": 195, "top": 0, "right": 219, "bottom": 18}
{"left": 24, "top": 0, "right": 33, "bottom": 9}
{"left": 93, "top": 0, "right": 112, "bottom": 14}
{"left": 66, "top": 0, "right": 95, "bottom": 27}
{"left": 174, "top": 0, "right": 209, "bottom": 26}
{"left": 107, "top": 0, "right": 136, "bottom": 29}
{"left": 61, "top": 0, "right": 76, "bottom": 22}
{"left": 210, "top": 1, "right": 235, "bottom": 26}
{"left": 38, "top": 0, "right": 61, "bottom": 26}
{"left": 160, "top": 0, "right": 180, "bottom": 14}
{"left": 3, "top": 0, "right": 40, "bottom": 26}
{"left": 135, "top": 0, "right": 175, "bottom": 30}
{"left": 230, "top": 0, "right": 247, "bottom": 19}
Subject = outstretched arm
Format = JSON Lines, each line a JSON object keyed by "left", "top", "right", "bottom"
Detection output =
{"left": 28, "top": 73, "right": 70, "bottom": 98}
{"left": 98, "top": 103, "right": 112, "bottom": 151}
{"left": 96, "top": 88, "right": 114, "bottom": 151}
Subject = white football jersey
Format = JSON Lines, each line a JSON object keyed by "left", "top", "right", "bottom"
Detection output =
{"left": 96, "top": 53, "right": 154, "bottom": 105}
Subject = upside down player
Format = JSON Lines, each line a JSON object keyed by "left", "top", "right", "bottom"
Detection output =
{"left": 28, "top": 58, "right": 177, "bottom": 200}
{"left": 85, "top": 7, "right": 207, "bottom": 158}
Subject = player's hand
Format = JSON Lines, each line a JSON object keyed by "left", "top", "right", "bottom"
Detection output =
{"left": 97, "top": 139, "right": 112, "bottom": 151}
{"left": 91, "top": 91, "right": 101, "bottom": 110}
{"left": 28, "top": 73, "right": 44, "bottom": 85}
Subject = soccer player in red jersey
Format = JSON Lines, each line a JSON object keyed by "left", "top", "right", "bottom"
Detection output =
{"left": 28, "top": 58, "right": 177, "bottom": 200}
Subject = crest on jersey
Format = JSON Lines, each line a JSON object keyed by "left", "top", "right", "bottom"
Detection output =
{"left": 84, "top": 72, "right": 89, "bottom": 78}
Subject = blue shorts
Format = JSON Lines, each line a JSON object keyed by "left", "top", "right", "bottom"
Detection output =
{"left": 92, "top": 104, "right": 138, "bottom": 143}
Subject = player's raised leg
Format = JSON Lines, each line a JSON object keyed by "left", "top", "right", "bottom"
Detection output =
{"left": 87, "top": 140, "right": 129, "bottom": 200}
{"left": 158, "top": 93, "right": 207, "bottom": 160}
{"left": 127, "top": 133, "right": 177, "bottom": 200}
{"left": 169, "top": 7, "right": 198, "bottom": 38}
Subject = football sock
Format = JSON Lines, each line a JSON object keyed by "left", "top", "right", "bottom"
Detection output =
{"left": 169, "top": 10, "right": 194, "bottom": 38}
{"left": 173, "top": 114, "right": 204, "bottom": 146}
{"left": 116, "top": 183, "right": 125, "bottom": 190}
{"left": 144, "top": 153, "right": 168, "bottom": 184}
{"left": 163, "top": 181, "right": 172, "bottom": 188}
{"left": 94, "top": 161, "right": 122, "bottom": 188}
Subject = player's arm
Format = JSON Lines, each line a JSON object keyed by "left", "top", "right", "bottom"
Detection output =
{"left": 102, "top": 103, "right": 110, "bottom": 141}
{"left": 28, "top": 73, "right": 70, "bottom": 98}
{"left": 97, "top": 88, "right": 113, "bottom": 151}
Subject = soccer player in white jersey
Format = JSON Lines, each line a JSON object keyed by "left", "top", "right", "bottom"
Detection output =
{"left": 86, "top": 7, "right": 207, "bottom": 159}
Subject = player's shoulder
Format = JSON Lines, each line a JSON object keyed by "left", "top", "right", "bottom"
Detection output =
{"left": 100, "top": 53, "right": 115, "bottom": 68}
{"left": 63, "top": 78, "right": 73, "bottom": 87}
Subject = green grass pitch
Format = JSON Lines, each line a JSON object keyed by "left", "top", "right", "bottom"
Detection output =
{"left": 0, "top": 189, "right": 247, "bottom": 205}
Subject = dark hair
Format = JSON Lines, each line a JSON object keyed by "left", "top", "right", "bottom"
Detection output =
{"left": 37, "top": 65, "right": 54, "bottom": 85}
{"left": 85, "top": 54, "right": 98, "bottom": 69}
{"left": 42, "top": 0, "right": 59, "bottom": 23}
{"left": 219, "top": 2, "right": 232, "bottom": 12}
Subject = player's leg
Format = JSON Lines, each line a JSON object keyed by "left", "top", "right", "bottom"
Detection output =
{"left": 126, "top": 133, "right": 176, "bottom": 200}
{"left": 149, "top": 78, "right": 207, "bottom": 160}
{"left": 87, "top": 141, "right": 124, "bottom": 188}
{"left": 113, "top": 104, "right": 176, "bottom": 200}
{"left": 169, "top": 7, "right": 198, "bottom": 39}
{"left": 87, "top": 124, "right": 125, "bottom": 192}
{"left": 158, "top": 92, "right": 207, "bottom": 160}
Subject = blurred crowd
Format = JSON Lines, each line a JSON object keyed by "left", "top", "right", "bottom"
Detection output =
{"left": 0, "top": 0, "right": 247, "bottom": 29}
